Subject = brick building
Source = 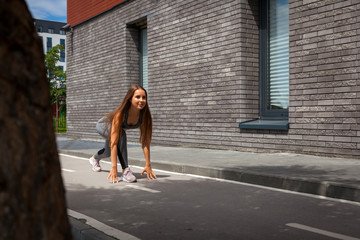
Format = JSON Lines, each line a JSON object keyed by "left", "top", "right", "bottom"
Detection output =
{"left": 66, "top": 0, "right": 360, "bottom": 158}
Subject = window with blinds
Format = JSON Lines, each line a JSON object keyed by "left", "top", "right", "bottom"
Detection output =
{"left": 239, "top": 0, "right": 289, "bottom": 129}
{"left": 267, "top": 0, "right": 289, "bottom": 110}
{"left": 140, "top": 27, "right": 148, "bottom": 91}
{"left": 259, "top": 0, "right": 289, "bottom": 120}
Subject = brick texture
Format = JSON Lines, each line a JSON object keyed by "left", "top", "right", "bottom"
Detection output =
{"left": 67, "top": 0, "right": 126, "bottom": 26}
{"left": 66, "top": 0, "right": 360, "bottom": 158}
{"left": 289, "top": 0, "right": 360, "bottom": 157}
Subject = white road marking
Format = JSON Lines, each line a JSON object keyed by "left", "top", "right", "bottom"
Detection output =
{"left": 59, "top": 153, "right": 360, "bottom": 206}
{"left": 286, "top": 223, "right": 360, "bottom": 240}
{"left": 60, "top": 154, "right": 160, "bottom": 193}
{"left": 135, "top": 166, "right": 360, "bottom": 206}
{"left": 60, "top": 153, "right": 120, "bottom": 165}
{"left": 60, "top": 154, "right": 90, "bottom": 161}
{"left": 68, "top": 209, "right": 140, "bottom": 240}
{"left": 124, "top": 184, "right": 160, "bottom": 193}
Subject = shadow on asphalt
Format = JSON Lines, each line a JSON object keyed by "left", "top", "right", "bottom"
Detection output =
{"left": 65, "top": 176, "right": 360, "bottom": 240}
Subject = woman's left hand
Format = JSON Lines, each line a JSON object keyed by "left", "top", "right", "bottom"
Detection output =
{"left": 141, "top": 165, "right": 157, "bottom": 180}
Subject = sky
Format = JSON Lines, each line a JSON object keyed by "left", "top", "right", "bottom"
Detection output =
{"left": 25, "top": 0, "right": 67, "bottom": 23}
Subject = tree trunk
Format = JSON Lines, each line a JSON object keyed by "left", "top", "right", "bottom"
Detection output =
{"left": 0, "top": 0, "right": 72, "bottom": 239}
{"left": 56, "top": 97, "right": 59, "bottom": 133}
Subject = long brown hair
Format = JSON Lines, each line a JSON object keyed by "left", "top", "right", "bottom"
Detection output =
{"left": 103, "top": 85, "right": 152, "bottom": 148}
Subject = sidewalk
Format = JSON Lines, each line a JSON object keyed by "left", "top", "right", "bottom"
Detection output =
{"left": 57, "top": 134, "right": 360, "bottom": 203}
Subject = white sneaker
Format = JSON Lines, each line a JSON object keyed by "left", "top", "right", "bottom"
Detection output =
{"left": 89, "top": 156, "right": 101, "bottom": 172}
{"left": 121, "top": 168, "right": 137, "bottom": 182}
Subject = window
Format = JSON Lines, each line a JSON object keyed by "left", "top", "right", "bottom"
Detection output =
{"left": 126, "top": 19, "right": 148, "bottom": 90}
{"left": 58, "top": 66, "right": 64, "bottom": 81}
{"left": 260, "top": 0, "right": 289, "bottom": 119}
{"left": 139, "top": 26, "right": 148, "bottom": 91}
{"left": 60, "top": 39, "right": 66, "bottom": 62}
{"left": 37, "top": 26, "right": 43, "bottom": 32}
{"left": 60, "top": 30, "right": 66, "bottom": 35}
{"left": 239, "top": 0, "right": 289, "bottom": 130}
{"left": 60, "top": 39, "right": 65, "bottom": 47}
{"left": 47, "top": 37, "right": 52, "bottom": 52}
{"left": 49, "top": 70, "right": 54, "bottom": 80}
{"left": 48, "top": 28, "right": 54, "bottom": 34}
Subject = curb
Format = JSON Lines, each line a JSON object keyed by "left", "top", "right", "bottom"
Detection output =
{"left": 59, "top": 150, "right": 360, "bottom": 203}
{"left": 69, "top": 216, "right": 117, "bottom": 240}
{"left": 68, "top": 209, "right": 140, "bottom": 240}
{"left": 129, "top": 158, "right": 360, "bottom": 203}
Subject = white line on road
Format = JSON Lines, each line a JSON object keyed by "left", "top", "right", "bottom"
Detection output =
{"left": 286, "top": 223, "right": 360, "bottom": 240}
{"left": 60, "top": 154, "right": 160, "bottom": 193}
{"left": 59, "top": 153, "right": 120, "bottom": 165}
{"left": 68, "top": 209, "right": 140, "bottom": 240}
{"left": 130, "top": 165, "right": 360, "bottom": 207}
{"left": 124, "top": 184, "right": 160, "bottom": 193}
{"left": 60, "top": 154, "right": 91, "bottom": 161}
{"left": 59, "top": 153, "right": 360, "bottom": 206}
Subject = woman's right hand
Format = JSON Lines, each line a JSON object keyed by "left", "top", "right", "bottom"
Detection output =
{"left": 107, "top": 166, "right": 119, "bottom": 183}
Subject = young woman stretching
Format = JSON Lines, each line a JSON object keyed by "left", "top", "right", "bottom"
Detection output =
{"left": 89, "top": 85, "right": 156, "bottom": 183}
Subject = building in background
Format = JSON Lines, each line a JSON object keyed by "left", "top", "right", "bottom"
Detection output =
{"left": 34, "top": 19, "right": 67, "bottom": 71}
{"left": 65, "top": 0, "right": 360, "bottom": 159}
{"left": 35, "top": 19, "right": 67, "bottom": 117}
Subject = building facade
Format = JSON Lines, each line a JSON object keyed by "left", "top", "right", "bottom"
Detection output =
{"left": 35, "top": 19, "right": 67, "bottom": 71}
{"left": 66, "top": 0, "right": 360, "bottom": 159}
{"left": 35, "top": 19, "right": 67, "bottom": 117}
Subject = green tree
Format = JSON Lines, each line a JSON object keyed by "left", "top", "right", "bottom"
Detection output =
{"left": 45, "top": 44, "right": 66, "bottom": 132}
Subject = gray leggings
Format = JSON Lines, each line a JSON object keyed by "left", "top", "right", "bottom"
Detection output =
{"left": 94, "top": 118, "right": 128, "bottom": 169}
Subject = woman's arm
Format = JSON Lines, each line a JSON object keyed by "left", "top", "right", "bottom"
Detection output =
{"left": 143, "top": 144, "right": 151, "bottom": 167}
{"left": 107, "top": 115, "right": 120, "bottom": 183}
{"left": 108, "top": 143, "right": 118, "bottom": 183}
{"left": 141, "top": 144, "right": 157, "bottom": 180}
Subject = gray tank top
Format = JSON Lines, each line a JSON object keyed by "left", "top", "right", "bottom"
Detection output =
{"left": 96, "top": 110, "right": 142, "bottom": 137}
{"left": 122, "top": 110, "right": 143, "bottom": 130}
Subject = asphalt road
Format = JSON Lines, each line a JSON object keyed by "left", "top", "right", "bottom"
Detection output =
{"left": 60, "top": 154, "right": 360, "bottom": 240}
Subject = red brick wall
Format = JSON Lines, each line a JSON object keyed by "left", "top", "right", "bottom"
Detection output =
{"left": 67, "top": 0, "right": 126, "bottom": 26}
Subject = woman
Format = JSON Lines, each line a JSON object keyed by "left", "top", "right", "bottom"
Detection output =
{"left": 89, "top": 85, "right": 156, "bottom": 183}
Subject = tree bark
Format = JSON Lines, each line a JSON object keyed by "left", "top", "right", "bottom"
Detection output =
{"left": 0, "top": 0, "right": 72, "bottom": 239}
{"left": 56, "top": 98, "right": 59, "bottom": 133}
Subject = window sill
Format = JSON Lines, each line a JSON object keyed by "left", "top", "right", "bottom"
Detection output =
{"left": 239, "top": 119, "right": 289, "bottom": 130}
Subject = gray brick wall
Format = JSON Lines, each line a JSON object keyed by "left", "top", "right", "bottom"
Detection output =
{"left": 66, "top": 0, "right": 360, "bottom": 158}
{"left": 148, "top": 0, "right": 259, "bottom": 149}
{"left": 288, "top": 0, "right": 360, "bottom": 157}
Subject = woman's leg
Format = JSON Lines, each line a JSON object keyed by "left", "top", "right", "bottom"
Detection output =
{"left": 117, "top": 130, "right": 136, "bottom": 182}
{"left": 94, "top": 117, "right": 111, "bottom": 160}
{"left": 94, "top": 139, "right": 111, "bottom": 160}
{"left": 90, "top": 118, "right": 110, "bottom": 172}
{"left": 117, "top": 130, "right": 128, "bottom": 169}
{"left": 89, "top": 139, "right": 110, "bottom": 172}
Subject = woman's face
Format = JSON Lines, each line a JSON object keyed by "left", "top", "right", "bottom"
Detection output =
{"left": 131, "top": 89, "right": 147, "bottom": 110}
